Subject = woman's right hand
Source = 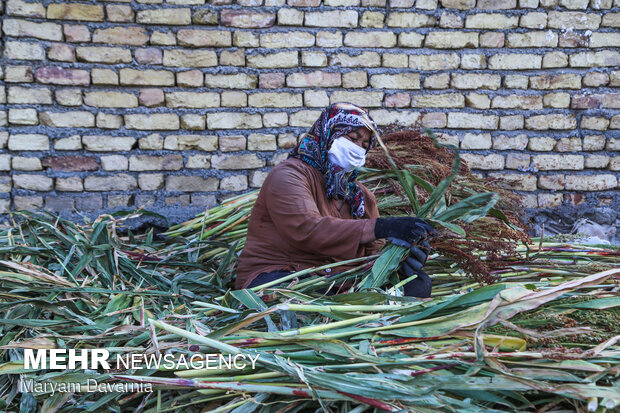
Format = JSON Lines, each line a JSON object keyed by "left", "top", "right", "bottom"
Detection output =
{"left": 374, "top": 217, "right": 436, "bottom": 245}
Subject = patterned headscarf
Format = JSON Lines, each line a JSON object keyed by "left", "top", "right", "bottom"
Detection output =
{"left": 289, "top": 102, "right": 380, "bottom": 219}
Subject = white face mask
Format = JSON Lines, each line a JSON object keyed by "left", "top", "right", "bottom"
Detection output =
{"left": 328, "top": 137, "right": 367, "bottom": 172}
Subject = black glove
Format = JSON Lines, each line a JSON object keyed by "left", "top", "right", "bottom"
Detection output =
{"left": 401, "top": 269, "right": 432, "bottom": 298}
{"left": 398, "top": 240, "right": 431, "bottom": 274}
{"left": 374, "top": 217, "right": 436, "bottom": 245}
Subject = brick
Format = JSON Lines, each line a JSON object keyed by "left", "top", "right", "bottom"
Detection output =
{"left": 92, "top": 27, "right": 149, "bottom": 46}
{"left": 63, "top": 25, "right": 90, "bottom": 42}
{"left": 383, "top": 53, "right": 409, "bottom": 68}
{"left": 212, "top": 154, "right": 264, "bottom": 169}
{"left": 411, "top": 93, "right": 464, "bottom": 107}
{"left": 571, "top": 94, "right": 602, "bottom": 109}
{"left": 247, "top": 51, "right": 298, "bottom": 68}
{"left": 101, "top": 155, "right": 128, "bottom": 171}
{"left": 304, "top": 11, "right": 359, "bottom": 28}
{"left": 248, "top": 134, "right": 277, "bottom": 151}
{"left": 13, "top": 196, "right": 43, "bottom": 210}
{"left": 461, "top": 132, "right": 492, "bottom": 149}
{"left": 554, "top": 137, "right": 582, "bottom": 152}
{"left": 610, "top": 157, "right": 620, "bottom": 171}
{"left": 137, "top": 89, "right": 164, "bottom": 107}
{"left": 181, "top": 114, "right": 206, "bottom": 130}
{"left": 290, "top": 110, "right": 322, "bottom": 127}
{"left": 221, "top": 10, "right": 275, "bottom": 28}
{"left": 303, "top": 90, "right": 328, "bottom": 108}
{"left": 76, "top": 47, "right": 132, "bottom": 64}
{"left": 583, "top": 135, "right": 605, "bottom": 151}
{"left": 83, "top": 136, "right": 136, "bottom": 151}
{"left": 439, "top": 12, "right": 464, "bottom": 28}
{"left": 0, "top": 133, "right": 8, "bottom": 149}
{"left": 606, "top": 138, "right": 620, "bottom": 151}
{"left": 221, "top": 91, "right": 248, "bottom": 107}
{"left": 602, "top": 93, "right": 620, "bottom": 108}
{"left": 493, "top": 134, "right": 529, "bottom": 150}
{"left": 397, "top": 33, "right": 424, "bottom": 48}
{"left": 361, "top": 11, "right": 385, "bottom": 28}
{"left": 525, "top": 114, "right": 577, "bottom": 130}
{"left": 447, "top": 112, "right": 499, "bottom": 129}
{"left": 8, "top": 86, "right": 52, "bottom": 104}
{"left": 56, "top": 177, "right": 83, "bottom": 192}
{"left": 151, "top": 30, "right": 176, "bottom": 45}
{"left": 543, "top": 92, "right": 571, "bottom": 108}
{"left": 538, "top": 175, "right": 565, "bottom": 190}
{"left": 451, "top": 73, "right": 500, "bottom": 89}
{"left": 129, "top": 155, "right": 183, "bottom": 171}
{"left": 204, "top": 74, "right": 256, "bottom": 89}
{"left": 84, "top": 175, "right": 137, "bottom": 191}
{"left": 177, "top": 70, "right": 204, "bottom": 88}
{"left": 542, "top": 51, "right": 568, "bottom": 68}
{"left": 135, "top": 48, "right": 163, "bottom": 65}
{"left": 520, "top": 12, "right": 547, "bottom": 29}
{"left": 165, "top": 176, "right": 218, "bottom": 192}
{"left": 532, "top": 154, "right": 584, "bottom": 170}
{"left": 342, "top": 72, "right": 368, "bottom": 88}
{"left": 177, "top": 29, "right": 232, "bottom": 47}
{"left": 440, "top": 0, "right": 476, "bottom": 8}
{"left": 54, "top": 135, "right": 82, "bottom": 151}
{"left": 41, "top": 156, "right": 97, "bottom": 172}
{"left": 120, "top": 69, "right": 174, "bottom": 86}
{"left": 461, "top": 153, "right": 504, "bottom": 170}
{"left": 583, "top": 72, "right": 609, "bottom": 87}
{"left": 165, "top": 92, "right": 220, "bottom": 108}
{"left": 410, "top": 53, "right": 460, "bottom": 70}
{"left": 219, "top": 135, "right": 246, "bottom": 152}
{"left": 163, "top": 49, "right": 217, "bottom": 67}
{"left": 302, "top": 51, "right": 327, "bottom": 67}
{"left": 602, "top": 12, "right": 620, "bottom": 27}
{"left": 278, "top": 8, "right": 304, "bottom": 25}
{"left": 387, "top": 12, "right": 437, "bottom": 27}
{"left": 316, "top": 31, "right": 343, "bottom": 47}
{"left": 208, "top": 113, "right": 262, "bottom": 129}
{"left": 107, "top": 5, "right": 134, "bottom": 22}
{"left": 92, "top": 69, "right": 118, "bottom": 86}
{"left": 287, "top": 72, "right": 341, "bottom": 88}
{"left": 488, "top": 173, "right": 537, "bottom": 191}
{"left": 14, "top": 175, "right": 53, "bottom": 191}
{"left": 368, "top": 109, "right": 421, "bottom": 126}
{"left": 585, "top": 155, "right": 609, "bottom": 168}
{"left": 249, "top": 171, "right": 269, "bottom": 188}
{"left": 589, "top": 33, "right": 620, "bottom": 47}
{"left": 548, "top": 11, "right": 601, "bottom": 29}
{"left": 5, "top": 66, "right": 34, "bottom": 83}
{"left": 559, "top": 32, "right": 589, "bottom": 48}
{"left": 84, "top": 92, "right": 138, "bottom": 108}
{"left": 137, "top": 9, "right": 191, "bottom": 25}
{"left": 164, "top": 135, "right": 217, "bottom": 151}
{"left": 424, "top": 73, "right": 450, "bottom": 89}
{"left": 569, "top": 51, "right": 620, "bottom": 67}
{"left": 425, "top": 31, "right": 478, "bottom": 48}
{"left": 0, "top": 155, "right": 10, "bottom": 171}
{"left": 478, "top": 0, "right": 517, "bottom": 7}
{"left": 48, "top": 44, "right": 75, "bottom": 62}
{"left": 98, "top": 113, "right": 124, "bottom": 130}
{"left": 489, "top": 53, "right": 542, "bottom": 69}
{"left": 186, "top": 155, "right": 211, "bottom": 169}
{"left": 331, "top": 52, "right": 381, "bottom": 68}
{"left": 368, "top": 74, "right": 418, "bottom": 90}
{"left": 9, "top": 108, "right": 38, "bottom": 125}
{"left": 233, "top": 32, "right": 259, "bottom": 47}
{"left": 40, "top": 111, "right": 95, "bottom": 128}
{"left": 4, "top": 41, "right": 44, "bottom": 60}
{"left": 220, "top": 175, "right": 248, "bottom": 191}
{"left": 47, "top": 3, "right": 104, "bottom": 21}
{"left": 506, "top": 31, "right": 558, "bottom": 48}
{"left": 385, "top": 93, "right": 411, "bottom": 108}
{"left": 465, "top": 14, "right": 518, "bottom": 28}
{"left": 262, "top": 113, "right": 287, "bottom": 127}
{"left": 565, "top": 175, "right": 616, "bottom": 190}
{"left": 461, "top": 54, "right": 486, "bottom": 69}
{"left": 344, "top": 32, "right": 397, "bottom": 48}
{"left": 11, "top": 156, "right": 43, "bottom": 171}
{"left": 249, "top": 93, "right": 303, "bottom": 108}
{"left": 124, "top": 114, "right": 179, "bottom": 130}
{"left": 6, "top": 0, "right": 45, "bottom": 17}
{"left": 466, "top": 93, "right": 491, "bottom": 109}
{"left": 3, "top": 19, "right": 62, "bottom": 41}
{"left": 583, "top": 116, "right": 610, "bottom": 130}
{"left": 330, "top": 91, "right": 383, "bottom": 107}
{"left": 480, "top": 32, "right": 505, "bottom": 48}
{"left": 492, "top": 95, "right": 543, "bottom": 109}
{"left": 537, "top": 193, "right": 563, "bottom": 208}
{"left": 259, "top": 73, "right": 285, "bottom": 89}
{"left": 261, "top": 32, "right": 314, "bottom": 48}
{"left": 8, "top": 134, "right": 49, "bottom": 151}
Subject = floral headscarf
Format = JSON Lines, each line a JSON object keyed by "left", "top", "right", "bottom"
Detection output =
{"left": 288, "top": 102, "right": 380, "bottom": 219}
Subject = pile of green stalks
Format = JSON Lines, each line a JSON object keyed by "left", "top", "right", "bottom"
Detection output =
{"left": 0, "top": 128, "right": 618, "bottom": 413}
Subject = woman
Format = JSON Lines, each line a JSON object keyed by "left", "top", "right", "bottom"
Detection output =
{"left": 236, "top": 103, "right": 435, "bottom": 297}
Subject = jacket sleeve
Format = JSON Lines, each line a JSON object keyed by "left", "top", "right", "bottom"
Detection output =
{"left": 360, "top": 184, "right": 386, "bottom": 256}
{"left": 263, "top": 163, "right": 370, "bottom": 261}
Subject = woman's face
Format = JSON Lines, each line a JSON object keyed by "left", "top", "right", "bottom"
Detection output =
{"left": 342, "top": 127, "right": 372, "bottom": 152}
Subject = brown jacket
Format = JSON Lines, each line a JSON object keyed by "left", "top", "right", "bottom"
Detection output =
{"left": 235, "top": 157, "right": 383, "bottom": 289}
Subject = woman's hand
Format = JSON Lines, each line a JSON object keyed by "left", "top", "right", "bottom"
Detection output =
{"left": 374, "top": 217, "right": 436, "bottom": 245}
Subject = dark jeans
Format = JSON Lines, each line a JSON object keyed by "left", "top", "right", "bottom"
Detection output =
{"left": 247, "top": 270, "right": 295, "bottom": 288}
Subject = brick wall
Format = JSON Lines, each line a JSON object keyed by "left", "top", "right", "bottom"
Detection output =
{"left": 1, "top": 0, "right": 619, "bottom": 226}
